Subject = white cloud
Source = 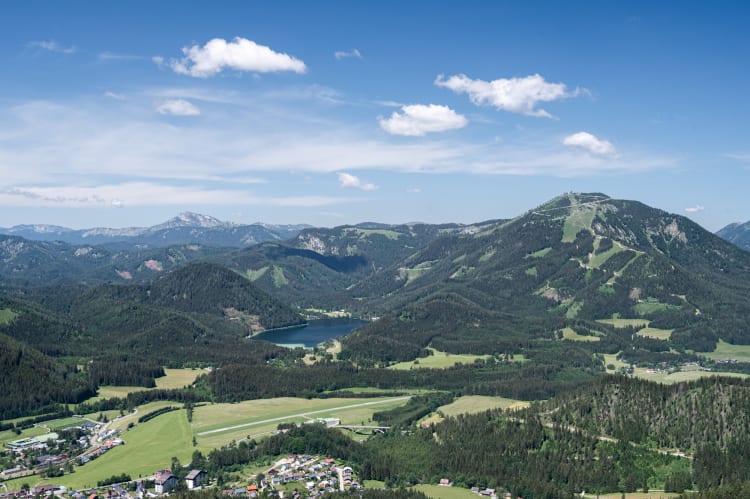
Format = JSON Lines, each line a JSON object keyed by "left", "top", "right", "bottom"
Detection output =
{"left": 157, "top": 99, "right": 201, "bottom": 116}
{"left": 338, "top": 173, "right": 378, "bottom": 191}
{"left": 0, "top": 97, "right": 673, "bottom": 205}
{"left": 684, "top": 205, "right": 705, "bottom": 213}
{"left": 0, "top": 183, "right": 347, "bottom": 208}
{"left": 168, "top": 37, "right": 306, "bottom": 77}
{"left": 724, "top": 153, "right": 750, "bottom": 162}
{"left": 379, "top": 104, "right": 468, "bottom": 136}
{"left": 562, "top": 132, "right": 616, "bottom": 156}
{"left": 28, "top": 40, "right": 76, "bottom": 54}
{"left": 435, "top": 73, "right": 585, "bottom": 118}
{"left": 103, "top": 91, "right": 125, "bottom": 100}
{"left": 406, "top": 187, "right": 422, "bottom": 193}
{"left": 334, "top": 48, "right": 362, "bottom": 60}
{"left": 99, "top": 51, "right": 142, "bottom": 61}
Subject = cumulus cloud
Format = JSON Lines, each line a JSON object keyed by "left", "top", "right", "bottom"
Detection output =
{"left": 103, "top": 91, "right": 125, "bottom": 100}
{"left": 379, "top": 104, "right": 468, "bottom": 136}
{"left": 435, "top": 73, "right": 585, "bottom": 118}
{"left": 684, "top": 205, "right": 705, "bottom": 213}
{"left": 168, "top": 37, "right": 306, "bottom": 77}
{"left": 334, "top": 48, "right": 362, "bottom": 60}
{"left": 28, "top": 40, "right": 76, "bottom": 54}
{"left": 562, "top": 132, "right": 616, "bottom": 156}
{"left": 338, "top": 172, "right": 378, "bottom": 191}
{"left": 157, "top": 99, "right": 201, "bottom": 116}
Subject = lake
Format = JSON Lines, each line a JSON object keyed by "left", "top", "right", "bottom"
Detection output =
{"left": 253, "top": 318, "right": 366, "bottom": 348}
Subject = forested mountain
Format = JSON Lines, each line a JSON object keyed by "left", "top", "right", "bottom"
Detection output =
{"left": 0, "top": 234, "right": 229, "bottom": 285}
{"left": 717, "top": 219, "right": 750, "bottom": 251}
{"left": 218, "top": 220, "right": 502, "bottom": 310}
{"left": 0, "top": 212, "right": 308, "bottom": 248}
{"left": 1, "top": 263, "right": 303, "bottom": 362}
{"left": 341, "top": 193, "right": 750, "bottom": 363}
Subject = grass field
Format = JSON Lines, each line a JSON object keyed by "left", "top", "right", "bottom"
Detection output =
{"left": 0, "top": 425, "right": 47, "bottom": 447}
{"left": 561, "top": 327, "right": 600, "bottom": 342}
{"left": 193, "top": 396, "right": 410, "bottom": 449}
{"left": 245, "top": 266, "right": 268, "bottom": 281}
{"left": 602, "top": 353, "right": 630, "bottom": 372}
{"left": 634, "top": 298, "right": 680, "bottom": 316}
{"left": 0, "top": 307, "right": 18, "bottom": 324}
{"left": 702, "top": 339, "right": 750, "bottom": 362}
{"left": 89, "top": 368, "right": 206, "bottom": 401}
{"left": 526, "top": 247, "right": 552, "bottom": 259}
{"left": 349, "top": 228, "right": 401, "bottom": 240}
{"left": 438, "top": 396, "right": 530, "bottom": 417}
{"left": 562, "top": 203, "right": 596, "bottom": 243}
{"left": 597, "top": 318, "right": 650, "bottom": 329}
{"left": 412, "top": 484, "right": 478, "bottom": 499}
{"left": 633, "top": 367, "right": 747, "bottom": 384}
{"left": 637, "top": 327, "right": 674, "bottom": 340}
{"left": 583, "top": 493, "right": 680, "bottom": 499}
{"left": 388, "top": 349, "right": 489, "bottom": 370}
{"left": 589, "top": 241, "right": 625, "bottom": 268}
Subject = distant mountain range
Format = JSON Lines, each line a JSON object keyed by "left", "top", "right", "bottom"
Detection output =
{"left": 717, "top": 220, "right": 750, "bottom": 251}
{"left": 0, "top": 212, "right": 310, "bottom": 248}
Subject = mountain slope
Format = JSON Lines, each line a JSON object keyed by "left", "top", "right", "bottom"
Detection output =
{"left": 341, "top": 193, "right": 750, "bottom": 363}
{"left": 219, "top": 220, "right": 503, "bottom": 311}
{"left": 0, "top": 234, "right": 230, "bottom": 285}
{"left": 7, "top": 262, "right": 304, "bottom": 363}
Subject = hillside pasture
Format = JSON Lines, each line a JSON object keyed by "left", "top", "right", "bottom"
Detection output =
{"left": 702, "top": 339, "right": 750, "bottom": 362}
{"left": 388, "top": 349, "right": 490, "bottom": 370}
{"left": 89, "top": 368, "right": 205, "bottom": 401}
{"left": 637, "top": 327, "right": 673, "bottom": 340}
{"left": 561, "top": 327, "right": 600, "bottom": 342}
{"left": 437, "top": 396, "right": 530, "bottom": 417}
{"left": 0, "top": 308, "right": 18, "bottom": 324}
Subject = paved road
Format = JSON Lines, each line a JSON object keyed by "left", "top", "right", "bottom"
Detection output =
{"left": 197, "top": 396, "right": 411, "bottom": 436}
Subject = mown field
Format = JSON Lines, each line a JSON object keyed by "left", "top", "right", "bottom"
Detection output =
{"left": 419, "top": 395, "right": 529, "bottom": 426}
{"left": 93, "top": 368, "right": 206, "bottom": 400}
{"left": 388, "top": 349, "right": 490, "bottom": 370}
{"left": 194, "top": 396, "right": 410, "bottom": 449}
{"left": 412, "top": 484, "right": 479, "bottom": 499}
{"left": 702, "top": 339, "right": 750, "bottom": 362}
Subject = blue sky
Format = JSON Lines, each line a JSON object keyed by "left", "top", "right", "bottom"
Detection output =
{"left": 1, "top": 1, "right": 749, "bottom": 231}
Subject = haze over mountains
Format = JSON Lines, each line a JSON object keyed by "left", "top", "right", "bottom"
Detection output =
{"left": 0, "top": 211, "right": 309, "bottom": 248}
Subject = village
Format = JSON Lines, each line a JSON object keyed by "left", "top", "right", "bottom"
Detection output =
{"left": 0, "top": 416, "right": 370, "bottom": 499}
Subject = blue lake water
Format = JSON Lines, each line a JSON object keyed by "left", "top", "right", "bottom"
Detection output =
{"left": 253, "top": 318, "right": 366, "bottom": 348}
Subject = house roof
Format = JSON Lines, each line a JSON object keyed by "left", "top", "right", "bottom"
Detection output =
{"left": 186, "top": 470, "right": 204, "bottom": 480}
{"left": 154, "top": 470, "right": 174, "bottom": 484}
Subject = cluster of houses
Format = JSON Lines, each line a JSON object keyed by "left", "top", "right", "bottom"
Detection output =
{"left": 262, "top": 454, "right": 354, "bottom": 496}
